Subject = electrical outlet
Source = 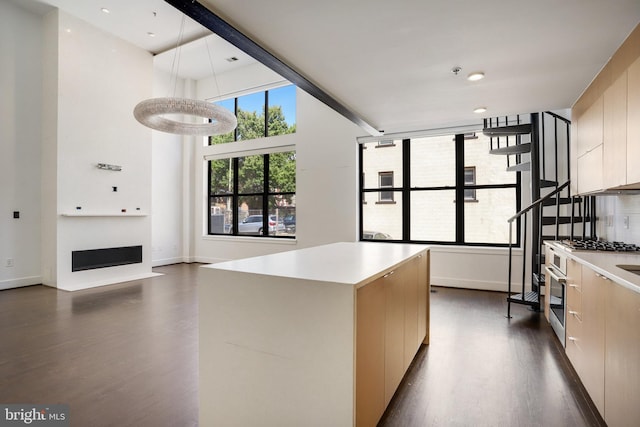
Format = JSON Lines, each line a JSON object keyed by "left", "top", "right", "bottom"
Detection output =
{"left": 6, "top": 258, "right": 14, "bottom": 267}
{"left": 623, "top": 216, "right": 630, "bottom": 229}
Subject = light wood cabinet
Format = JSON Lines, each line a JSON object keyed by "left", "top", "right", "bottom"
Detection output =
{"left": 604, "top": 280, "right": 640, "bottom": 427}
{"left": 572, "top": 23, "right": 640, "bottom": 193}
{"left": 356, "top": 251, "right": 429, "bottom": 427}
{"left": 356, "top": 276, "right": 386, "bottom": 427}
{"left": 568, "top": 267, "right": 606, "bottom": 416}
{"left": 603, "top": 71, "right": 627, "bottom": 188}
{"left": 627, "top": 56, "right": 640, "bottom": 185}
{"left": 564, "top": 260, "right": 640, "bottom": 425}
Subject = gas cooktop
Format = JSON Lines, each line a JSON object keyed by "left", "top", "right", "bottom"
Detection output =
{"left": 560, "top": 239, "right": 640, "bottom": 252}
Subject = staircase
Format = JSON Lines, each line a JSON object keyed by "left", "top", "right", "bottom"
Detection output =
{"left": 483, "top": 112, "right": 596, "bottom": 316}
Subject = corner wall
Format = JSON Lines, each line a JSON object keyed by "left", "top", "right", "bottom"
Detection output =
{"left": 42, "top": 11, "right": 155, "bottom": 290}
{"left": 0, "top": 1, "right": 43, "bottom": 290}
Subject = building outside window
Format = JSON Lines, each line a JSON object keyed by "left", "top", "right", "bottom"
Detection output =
{"left": 378, "top": 171, "right": 394, "bottom": 202}
{"left": 464, "top": 166, "right": 477, "bottom": 201}
{"left": 208, "top": 85, "right": 296, "bottom": 238}
{"left": 360, "top": 132, "right": 520, "bottom": 245}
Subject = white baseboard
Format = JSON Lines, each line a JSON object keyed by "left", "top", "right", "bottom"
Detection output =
{"left": 152, "top": 256, "right": 191, "bottom": 267}
{"left": 432, "top": 276, "right": 532, "bottom": 293}
{"left": 0, "top": 275, "right": 42, "bottom": 291}
{"left": 55, "top": 272, "right": 164, "bottom": 292}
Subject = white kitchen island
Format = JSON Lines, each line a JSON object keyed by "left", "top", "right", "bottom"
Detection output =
{"left": 198, "top": 242, "right": 430, "bottom": 427}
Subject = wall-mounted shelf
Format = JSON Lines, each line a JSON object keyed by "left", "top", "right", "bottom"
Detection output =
{"left": 60, "top": 212, "right": 148, "bottom": 217}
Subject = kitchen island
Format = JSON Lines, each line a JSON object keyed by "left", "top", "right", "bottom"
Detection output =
{"left": 198, "top": 242, "right": 430, "bottom": 427}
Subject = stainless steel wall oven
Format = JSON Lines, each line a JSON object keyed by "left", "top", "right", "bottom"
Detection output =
{"left": 545, "top": 246, "right": 566, "bottom": 346}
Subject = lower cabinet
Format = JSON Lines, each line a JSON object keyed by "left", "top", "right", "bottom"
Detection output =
{"left": 355, "top": 251, "right": 429, "bottom": 427}
{"left": 604, "top": 280, "right": 640, "bottom": 427}
{"left": 566, "top": 267, "right": 606, "bottom": 416}
{"left": 564, "top": 263, "right": 640, "bottom": 426}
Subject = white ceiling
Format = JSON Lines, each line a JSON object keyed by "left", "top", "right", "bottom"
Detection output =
{"left": 15, "top": 0, "right": 640, "bottom": 135}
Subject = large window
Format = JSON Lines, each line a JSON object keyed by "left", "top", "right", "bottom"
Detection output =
{"left": 207, "top": 85, "right": 296, "bottom": 238}
{"left": 360, "top": 132, "right": 520, "bottom": 246}
{"left": 209, "top": 151, "right": 296, "bottom": 238}
{"left": 210, "top": 85, "right": 296, "bottom": 145}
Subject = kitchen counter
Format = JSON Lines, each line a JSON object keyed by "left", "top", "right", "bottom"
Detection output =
{"left": 207, "top": 241, "right": 428, "bottom": 286}
{"left": 545, "top": 241, "right": 640, "bottom": 294}
{"left": 198, "top": 242, "right": 429, "bottom": 427}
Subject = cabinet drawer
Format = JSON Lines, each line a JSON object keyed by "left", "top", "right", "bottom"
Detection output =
{"left": 565, "top": 309, "right": 583, "bottom": 369}
{"left": 566, "top": 281, "right": 582, "bottom": 315}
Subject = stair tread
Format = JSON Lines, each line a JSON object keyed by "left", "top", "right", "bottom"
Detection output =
{"left": 483, "top": 123, "right": 533, "bottom": 136}
{"left": 542, "top": 197, "right": 577, "bottom": 206}
{"left": 506, "top": 162, "right": 531, "bottom": 172}
{"left": 507, "top": 291, "right": 540, "bottom": 306}
{"left": 542, "top": 216, "right": 590, "bottom": 225}
{"left": 540, "top": 180, "right": 558, "bottom": 188}
{"left": 490, "top": 143, "right": 532, "bottom": 155}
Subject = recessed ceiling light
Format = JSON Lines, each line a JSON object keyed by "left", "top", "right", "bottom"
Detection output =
{"left": 467, "top": 72, "right": 485, "bottom": 81}
{"left": 147, "top": 32, "right": 156, "bottom": 37}
{"left": 101, "top": 8, "right": 110, "bottom": 14}
{"left": 474, "top": 107, "right": 487, "bottom": 114}
{"left": 225, "top": 56, "right": 239, "bottom": 63}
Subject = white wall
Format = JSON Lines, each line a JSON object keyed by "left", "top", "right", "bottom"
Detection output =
{"left": 41, "top": 11, "right": 156, "bottom": 290}
{"left": 192, "top": 87, "right": 363, "bottom": 264}
{"left": 0, "top": 1, "right": 43, "bottom": 290}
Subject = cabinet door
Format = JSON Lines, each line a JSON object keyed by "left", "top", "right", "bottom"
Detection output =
{"left": 628, "top": 56, "right": 640, "bottom": 184}
{"left": 576, "top": 95, "right": 604, "bottom": 157}
{"left": 578, "top": 268, "right": 606, "bottom": 416}
{"left": 384, "top": 267, "right": 405, "bottom": 406}
{"left": 577, "top": 145, "right": 604, "bottom": 194}
{"left": 403, "top": 257, "right": 419, "bottom": 370}
{"left": 356, "top": 279, "right": 386, "bottom": 427}
{"left": 605, "top": 282, "right": 640, "bottom": 427}
{"left": 603, "top": 71, "right": 628, "bottom": 188}
{"left": 417, "top": 251, "right": 429, "bottom": 345}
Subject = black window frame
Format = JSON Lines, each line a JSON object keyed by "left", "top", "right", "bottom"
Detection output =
{"left": 208, "top": 152, "right": 296, "bottom": 239}
{"left": 359, "top": 135, "right": 521, "bottom": 247}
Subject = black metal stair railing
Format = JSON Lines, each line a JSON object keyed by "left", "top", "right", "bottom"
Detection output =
{"left": 506, "top": 180, "right": 571, "bottom": 319}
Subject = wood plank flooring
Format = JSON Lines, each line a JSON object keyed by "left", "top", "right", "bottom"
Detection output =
{"left": 0, "top": 263, "right": 604, "bottom": 426}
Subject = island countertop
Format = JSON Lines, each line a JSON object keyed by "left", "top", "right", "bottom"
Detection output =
{"left": 203, "top": 241, "right": 428, "bottom": 287}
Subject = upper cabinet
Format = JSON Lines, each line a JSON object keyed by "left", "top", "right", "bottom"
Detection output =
{"left": 628, "top": 56, "right": 640, "bottom": 184}
{"left": 572, "top": 23, "right": 640, "bottom": 195}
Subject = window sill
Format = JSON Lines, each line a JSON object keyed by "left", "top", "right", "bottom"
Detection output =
{"left": 203, "top": 234, "right": 298, "bottom": 245}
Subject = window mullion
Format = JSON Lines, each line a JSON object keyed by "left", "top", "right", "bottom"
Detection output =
{"left": 455, "top": 134, "right": 465, "bottom": 243}
{"left": 263, "top": 154, "right": 270, "bottom": 235}
{"left": 402, "top": 138, "right": 411, "bottom": 241}
{"left": 232, "top": 157, "right": 239, "bottom": 235}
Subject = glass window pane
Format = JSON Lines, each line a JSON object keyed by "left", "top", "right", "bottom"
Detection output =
{"left": 269, "top": 151, "right": 296, "bottom": 192}
{"left": 237, "top": 155, "right": 264, "bottom": 194}
{"left": 237, "top": 92, "right": 266, "bottom": 141}
{"left": 267, "top": 85, "right": 296, "bottom": 136}
{"left": 410, "top": 190, "right": 456, "bottom": 242}
{"left": 209, "top": 99, "right": 236, "bottom": 144}
{"left": 268, "top": 197, "right": 294, "bottom": 237}
{"left": 465, "top": 188, "right": 516, "bottom": 244}
{"left": 237, "top": 195, "right": 264, "bottom": 235}
{"left": 466, "top": 134, "right": 516, "bottom": 185}
{"left": 362, "top": 191, "right": 402, "bottom": 240}
{"left": 410, "top": 135, "right": 456, "bottom": 187}
{"left": 210, "top": 159, "right": 234, "bottom": 195}
{"left": 209, "top": 196, "right": 232, "bottom": 234}
{"left": 362, "top": 140, "right": 403, "bottom": 189}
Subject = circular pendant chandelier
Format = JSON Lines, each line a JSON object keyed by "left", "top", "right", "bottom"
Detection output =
{"left": 133, "top": 97, "right": 237, "bottom": 136}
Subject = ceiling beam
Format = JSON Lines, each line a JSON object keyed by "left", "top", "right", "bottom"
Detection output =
{"left": 164, "top": 0, "right": 382, "bottom": 136}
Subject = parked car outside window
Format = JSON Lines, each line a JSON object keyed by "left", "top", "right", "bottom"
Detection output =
{"left": 231, "top": 215, "right": 285, "bottom": 235}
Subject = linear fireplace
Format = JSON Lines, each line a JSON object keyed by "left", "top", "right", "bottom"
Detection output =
{"left": 72, "top": 246, "right": 143, "bottom": 272}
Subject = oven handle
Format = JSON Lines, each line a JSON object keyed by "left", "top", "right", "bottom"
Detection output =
{"left": 545, "top": 265, "right": 566, "bottom": 283}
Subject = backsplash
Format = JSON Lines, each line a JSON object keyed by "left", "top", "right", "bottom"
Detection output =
{"left": 596, "top": 195, "right": 640, "bottom": 245}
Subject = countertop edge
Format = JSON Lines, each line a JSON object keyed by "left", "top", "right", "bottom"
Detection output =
{"left": 545, "top": 241, "right": 640, "bottom": 294}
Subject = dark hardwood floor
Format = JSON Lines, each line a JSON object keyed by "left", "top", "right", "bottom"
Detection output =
{"left": 0, "top": 264, "right": 604, "bottom": 426}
